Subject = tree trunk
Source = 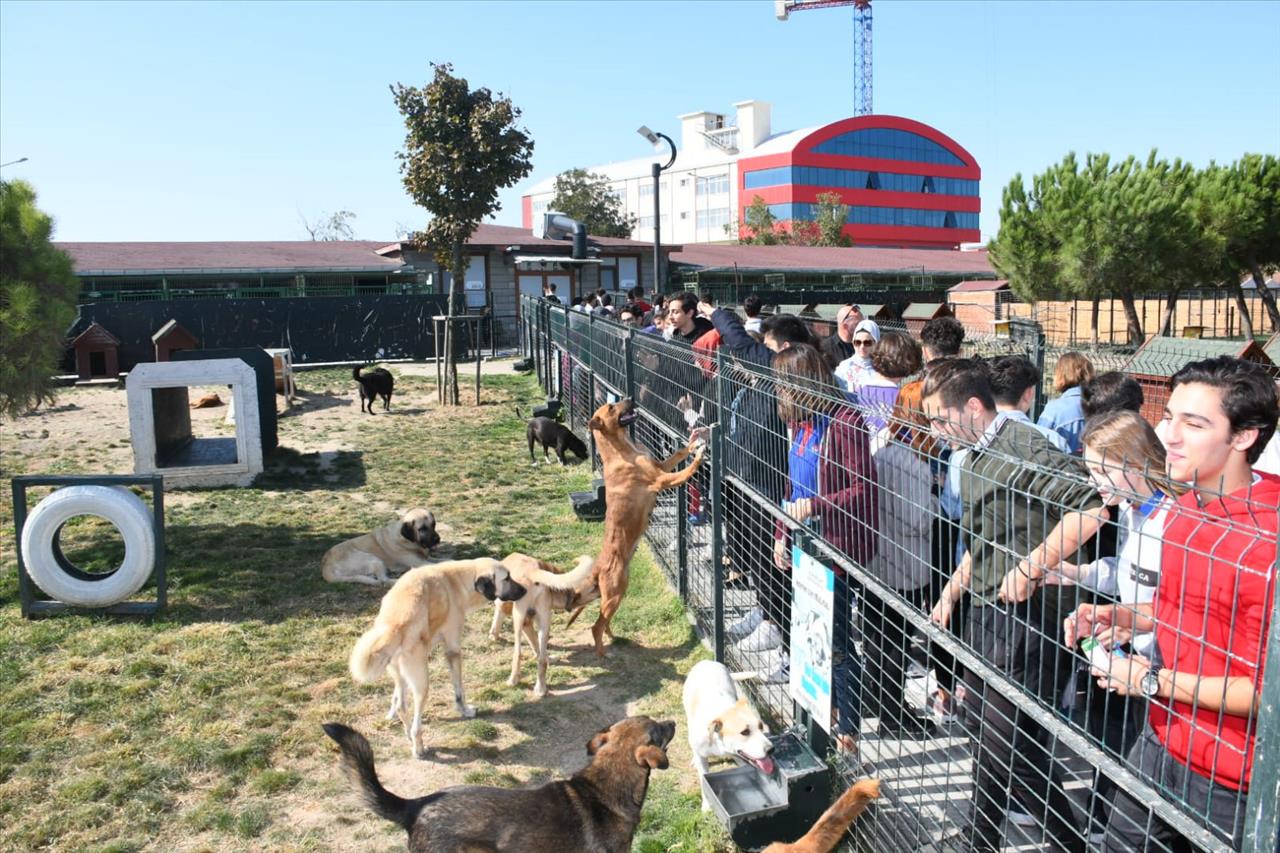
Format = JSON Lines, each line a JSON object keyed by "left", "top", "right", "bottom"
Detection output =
{"left": 1159, "top": 289, "right": 1180, "bottom": 337}
{"left": 445, "top": 242, "right": 463, "bottom": 406}
{"left": 1119, "top": 290, "right": 1144, "bottom": 346}
{"left": 1231, "top": 279, "right": 1255, "bottom": 341}
{"left": 1249, "top": 257, "right": 1280, "bottom": 333}
{"left": 1090, "top": 297, "right": 1100, "bottom": 347}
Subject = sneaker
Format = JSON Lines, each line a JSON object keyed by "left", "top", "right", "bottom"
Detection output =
{"left": 726, "top": 607, "right": 764, "bottom": 641}
{"left": 931, "top": 688, "right": 959, "bottom": 724}
{"left": 1006, "top": 808, "right": 1037, "bottom": 828}
{"left": 762, "top": 651, "right": 790, "bottom": 684}
{"left": 737, "top": 619, "right": 783, "bottom": 653}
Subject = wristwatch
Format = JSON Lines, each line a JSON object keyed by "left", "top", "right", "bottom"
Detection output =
{"left": 1140, "top": 668, "right": 1163, "bottom": 699}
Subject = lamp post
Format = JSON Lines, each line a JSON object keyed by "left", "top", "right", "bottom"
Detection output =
{"left": 636, "top": 126, "right": 676, "bottom": 295}
{"left": 0, "top": 157, "right": 29, "bottom": 169}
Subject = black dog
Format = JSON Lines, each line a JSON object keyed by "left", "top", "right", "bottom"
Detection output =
{"left": 520, "top": 410, "right": 589, "bottom": 465}
{"left": 354, "top": 365, "right": 394, "bottom": 414}
{"left": 323, "top": 716, "right": 675, "bottom": 853}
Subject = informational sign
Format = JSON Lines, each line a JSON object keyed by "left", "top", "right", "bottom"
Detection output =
{"left": 789, "top": 545, "right": 834, "bottom": 732}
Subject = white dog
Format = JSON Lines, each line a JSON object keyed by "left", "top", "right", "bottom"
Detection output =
{"left": 682, "top": 660, "right": 775, "bottom": 810}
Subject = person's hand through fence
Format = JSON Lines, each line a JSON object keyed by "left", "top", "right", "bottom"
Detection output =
{"left": 786, "top": 498, "right": 814, "bottom": 522}
{"left": 1092, "top": 653, "right": 1153, "bottom": 696}
{"left": 773, "top": 538, "right": 789, "bottom": 570}
{"left": 998, "top": 559, "right": 1040, "bottom": 603}
{"left": 1041, "top": 561, "right": 1079, "bottom": 587}
{"left": 1095, "top": 624, "right": 1134, "bottom": 649}
{"left": 688, "top": 426, "right": 710, "bottom": 452}
{"left": 930, "top": 596, "right": 954, "bottom": 630}
{"left": 1064, "top": 603, "right": 1114, "bottom": 647}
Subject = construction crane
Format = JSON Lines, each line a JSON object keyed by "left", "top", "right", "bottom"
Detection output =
{"left": 775, "top": 0, "right": 873, "bottom": 116}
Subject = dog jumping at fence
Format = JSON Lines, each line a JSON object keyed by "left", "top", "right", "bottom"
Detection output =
{"left": 348, "top": 558, "right": 527, "bottom": 758}
{"left": 321, "top": 508, "right": 441, "bottom": 586}
{"left": 488, "top": 552, "right": 597, "bottom": 697}
{"left": 323, "top": 715, "right": 675, "bottom": 853}
{"left": 762, "top": 779, "right": 881, "bottom": 853}
{"left": 565, "top": 399, "right": 705, "bottom": 657}
{"left": 682, "top": 660, "right": 775, "bottom": 810}
{"left": 354, "top": 365, "right": 394, "bottom": 414}
{"left": 518, "top": 407, "right": 589, "bottom": 466}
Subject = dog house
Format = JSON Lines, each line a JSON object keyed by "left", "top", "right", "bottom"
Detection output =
{"left": 901, "top": 303, "right": 954, "bottom": 336}
{"left": 126, "top": 358, "right": 264, "bottom": 487}
{"left": 71, "top": 322, "right": 121, "bottom": 382}
{"left": 1264, "top": 332, "right": 1280, "bottom": 366}
{"left": 152, "top": 320, "right": 200, "bottom": 362}
{"left": 1123, "top": 337, "right": 1276, "bottom": 427}
{"left": 173, "top": 348, "right": 278, "bottom": 452}
{"left": 263, "top": 347, "right": 296, "bottom": 405}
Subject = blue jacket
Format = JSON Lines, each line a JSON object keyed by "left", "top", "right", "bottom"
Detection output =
{"left": 1037, "top": 386, "right": 1086, "bottom": 453}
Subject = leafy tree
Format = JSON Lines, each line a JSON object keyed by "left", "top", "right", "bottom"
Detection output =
{"left": 301, "top": 209, "right": 357, "bottom": 241}
{"left": 813, "top": 191, "right": 850, "bottom": 247}
{"left": 547, "top": 168, "right": 633, "bottom": 238}
{"left": 391, "top": 63, "right": 533, "bottom": 404}
{"left": 1191, "top": 155, "right": 1280, "bottom": 335}
{"left": 740, "top": 194, "right": 779, "bottom": 245}
{"left": 0, "top": 179, "right": 80, "bottom": 417}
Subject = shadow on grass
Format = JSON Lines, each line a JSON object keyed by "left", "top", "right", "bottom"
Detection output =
{"left": 253, "top": 448, "right": 367, "bottom": 491}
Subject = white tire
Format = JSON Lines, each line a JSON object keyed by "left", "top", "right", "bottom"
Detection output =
{"left": 21, "top": 486, "right": 156, "bottom": 607}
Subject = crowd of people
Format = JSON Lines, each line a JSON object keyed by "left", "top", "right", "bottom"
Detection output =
{"left": 538, "top": 286, "right": 1280, "bottom": 852}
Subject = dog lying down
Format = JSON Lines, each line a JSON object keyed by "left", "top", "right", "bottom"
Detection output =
{"left": 323, "top": 715, "right": 675, "bottom": 853}
{"left": 489, "top": 552, "right": 597, "bottom": 697}
{"left": 682, "top": 660, "right": 776, "bottom": 810}
{"left": 348, "top": 558, "right": 527, "bottom": 758}
{"left": 321, "top": 508, "right": 441, "bottom": 586}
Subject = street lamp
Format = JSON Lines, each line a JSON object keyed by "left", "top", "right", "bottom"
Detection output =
{"left": 0, "top": 157, "right": 29, "bottom": 169}
{"left": 636, "top": 126, "right": 676, "bottom": 294}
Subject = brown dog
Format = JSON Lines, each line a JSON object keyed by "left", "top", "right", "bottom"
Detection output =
{"left": 569, "top": 399, "right": 704, "bottom": 657}
{"left": 762, "top": 779, "right": 881, "bottom": 853}
{"left": 323, "top": 715, "right": 676, "bottom": 853}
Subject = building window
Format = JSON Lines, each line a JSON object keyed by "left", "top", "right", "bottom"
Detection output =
{"left": 638, "top": 215, "right": 655, "bottom": 228}
{"left": 742, "top": 165, "right": 977, "bottom": 196}
{"left": 638, "top": 182, "right": 667, "bottom": 199}
{"left": 759, "top": 203, "right": 976, "bottom": 230}
{"left": 696, "top": 207, "right": 731, "bottom": 231}
{"left": 812, "top": 127, "right": 966, "bottom": 166}
{"left": 696, "top": 174, "right": 730, "bottom": 196}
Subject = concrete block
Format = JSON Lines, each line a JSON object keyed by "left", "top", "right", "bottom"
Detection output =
{"left": 126, "top": 358, "right": 264, "bottom": 488}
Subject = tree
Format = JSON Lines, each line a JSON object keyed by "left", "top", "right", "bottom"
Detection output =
{"left": 0, "top": 180, "right": 80, "bottom": 418}
{"left": 391, "top": 63, "right": 533, "bottom": 404}
{"left": 301, "top": 209, "right": 357, "bottom": 241}
{"left": 813, "top": 191, "right": 851, "bottom": 247}
{"left": 740, "top": 195, "right": 778, "bottom": 245}
{"left": 1192, "top": 155, "right": 1280, "bottom": 335}
{"left": 547, "top": 168, "right": 633, "bottom": 238}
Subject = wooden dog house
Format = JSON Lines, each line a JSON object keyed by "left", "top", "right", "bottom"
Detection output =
{"left": 152, "top": 320, "right": 200, "bottom": 362}
{"left": 1123, "top": 337, "right": 1275, "bottom": 427}
{"left": 901, "top": 302, "right": 954, "bottom": 336}
{"left": 71, "top": 322, "right": 121, "bottom": 381}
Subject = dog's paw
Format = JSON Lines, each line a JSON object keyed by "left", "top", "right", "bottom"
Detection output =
{"left": 489, "top": 631, "right": 502, "bottom": 642}
{"left": 506, "top": 674, "right": 519, "bottom": 687}
{"left": 458, "top": 704, "right": 477, "bottom": 719}
{"left": 533, "top": 683, "right": 548, "bottom": 699}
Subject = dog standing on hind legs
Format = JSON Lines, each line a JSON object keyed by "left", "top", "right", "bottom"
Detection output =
{"left": 566, "top": 399, "right": 705, "bottom": 657}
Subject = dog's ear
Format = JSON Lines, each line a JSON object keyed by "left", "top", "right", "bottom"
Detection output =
{"left": 634, "top": 745, "right": 669, "bottom": 770}
{"left": 400, "top": 522, "right": 416, "bottom": 542}
{"left": 709, "top": 718, "right": 723, "bottom": 737}
{"left": 587, "top": 416, "right": 602, "bottom": 431}
{"left": 586, "top": 729, "right": 610, "bottom": 755}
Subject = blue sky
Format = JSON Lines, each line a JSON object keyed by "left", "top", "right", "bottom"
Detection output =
{"left": 2, "top": 0, "right": 1277, "bottom": 244}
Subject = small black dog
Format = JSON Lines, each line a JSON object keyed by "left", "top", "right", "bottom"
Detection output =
{"left": 519, "top": 408, "right": 589, "bottom": 465}
{"left": 354, "top": 365, "right": 394, "bottom": 414}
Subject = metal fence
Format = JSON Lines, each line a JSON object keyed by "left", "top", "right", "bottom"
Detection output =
{"left": 520, "top": 294, "right": 1280, "bottom": 853}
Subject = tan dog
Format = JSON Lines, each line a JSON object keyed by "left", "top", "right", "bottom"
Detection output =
{"left": 321, "top": 508, "right": 440, "bottom": 586}
{"left": 682, "top": 660, "right": 774, "bottom": 810}
{"left": 489, "top": 552, "right": 596, "bottom": 697}
{"left": 348, "top": 558, "right": 527, "bottom": 758}
{"left": 569, "top": 399, "right": 704, "bottom": 657}
{"left": 762, "top": 779, "right": 881, "bottom": 853}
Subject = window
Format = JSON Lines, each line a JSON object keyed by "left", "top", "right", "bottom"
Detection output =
{"left": 680, "top": 212, "right": 688, "bottom": 219}
{"left": 742, "top": 165, "right": 978, "bottom": 196}
{"left": 759, "top": 203, "right": 976, "bottom": 230}
{"left": 638, "top": 215, "right": 655, "bottom": 228}
{"left": 813, "top": 127, "right": 966, "bottom": 165}
{"left": 638, "top": 182, "right": 667, "bottom": 199}
{"left": 696, "top": 207, "right": 731, "bottom": 231}
{"left": 696, "top": 173, "right": 730, "bottom": 196}
{"left": 679, "top": 178, "right": 689, "bottom": 187}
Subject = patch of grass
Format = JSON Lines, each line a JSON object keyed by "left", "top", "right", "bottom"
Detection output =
{"left": 0, "top": 366, "right": 725, "bottom": 851}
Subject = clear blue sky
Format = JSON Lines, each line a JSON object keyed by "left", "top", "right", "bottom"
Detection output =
{"left": 2, "top": 0, "right": 1277, "bottom": 244}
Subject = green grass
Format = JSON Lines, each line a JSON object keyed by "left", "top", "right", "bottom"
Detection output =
{"left": 0, "top": 366, "right": 731, "bottom": 852}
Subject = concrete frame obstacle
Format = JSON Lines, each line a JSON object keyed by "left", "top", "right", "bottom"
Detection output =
{"left": 126, "top": 358, "right": 264, "bottom": 488}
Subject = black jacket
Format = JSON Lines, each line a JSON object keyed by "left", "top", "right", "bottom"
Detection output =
{"left": 710, "top": 309, "right": 788, "bottom": 501}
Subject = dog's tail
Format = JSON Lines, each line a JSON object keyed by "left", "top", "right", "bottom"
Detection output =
{"left": 515, "top": 406, "right": 526, "bottom": 420}
{"left": 528, "top": 555, "right": 595, "bottom": 592}
{"left": 323, "top": 722, "right": 429, "bottom": 830}
{"left": 762, "top": 779, "right": 880, "bottom": 853}
{"left": 349, "top": 624, "right": 398, "bottom": 685}
{"left": 353, "top": 365, "right": 363, "bottom": 381}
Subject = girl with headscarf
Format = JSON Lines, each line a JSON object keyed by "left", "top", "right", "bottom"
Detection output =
{"left": 833, "top": 319, "right": 880, "bottom": 398}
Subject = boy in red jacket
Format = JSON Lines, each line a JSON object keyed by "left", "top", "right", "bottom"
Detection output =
{"left": 1067, "top": 356, "right": 1280, "bottom": 851}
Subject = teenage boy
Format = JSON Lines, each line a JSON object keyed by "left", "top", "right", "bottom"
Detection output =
{"left": 742, "top": 294, "right": 764, "bottom": 333}
{"left": 1066, "top": 357, "right": 1280, "bottom": 852}
{"left": 542, "top": 281, "right": 561, "bottom": 304}
{"left": 666, "top": 291, "right": 715, "bottom": 344}
{"left": 924, "top": 358, "right": 1104, "bottom": 853}
{"left": 986, "top": 355, "right": 1070, "bottom": 452}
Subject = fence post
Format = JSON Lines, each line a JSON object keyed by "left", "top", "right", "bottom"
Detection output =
{"left": 1011, "top": 318, "right": 1048, "bottom": 419}
{"left": 624, "top": 328, "right": 637, "bottom": 443}
{"left": 1244, "top": 534, "right": 1280, "bottom": 851}
{"left": 711, "top": 348, "right": 726, "bottom": 663}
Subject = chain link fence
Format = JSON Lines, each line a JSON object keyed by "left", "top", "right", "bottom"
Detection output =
{"left": 520, "top": 294, "right": 1280, "bottom": 853}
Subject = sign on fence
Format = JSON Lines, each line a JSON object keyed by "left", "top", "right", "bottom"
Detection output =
{"left": 789, "top": 546, "right": 834, "bottom": 732}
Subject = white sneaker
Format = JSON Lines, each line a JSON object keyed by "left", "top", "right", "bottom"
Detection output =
{"left": 1006, "top": 808, "right": 1037, "bottom": 828}
{"left": 762, "top": 651, "right": 790, "bottom": 684}
{"left": 737, "top": 619, "right": 782, "bottom": 653}
{"left": 726, "top": 607, "right": 765, "bottom": 641}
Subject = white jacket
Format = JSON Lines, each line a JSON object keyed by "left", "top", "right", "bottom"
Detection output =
{"left": 869, "top": 427, "right": 936, "bottom": 590}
